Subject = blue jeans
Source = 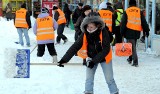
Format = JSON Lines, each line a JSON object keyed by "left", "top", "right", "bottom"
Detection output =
{"left": 84, "top": 61, "right": 119, "bottom": 94}
{"left": 17, "top": 28, "right": 30, "bottom": 46}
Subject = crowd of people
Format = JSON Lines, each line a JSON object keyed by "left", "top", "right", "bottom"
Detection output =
{"left": 11, "top": 0, "right": 151, "bottom": 94}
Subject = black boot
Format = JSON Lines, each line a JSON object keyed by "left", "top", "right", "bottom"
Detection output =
{"left": 114, "top": 92, "right": 119, "bottom": 94}
{"left": 131, "top": 63, "right": 138, "bottom": 67}
{"left": 83, "top": 59, "right": 86, "bottom": 66}
{"left": 127, "top": 58, "right": 132, "bottom": 64}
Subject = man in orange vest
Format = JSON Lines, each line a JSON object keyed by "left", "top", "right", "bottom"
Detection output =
{"left": 14, "top": 3, "right": 31, "bottom": 47}
{"left": 33, "top": 7, "right": 58, "bottom": 63}
{"left": 57, "top": 12, "right": 119, "bottom": 94}
{"left": 98, "top": 2, "right": 115, "bottom": 43}
{"left": 120, "top": 0, "right": 150, "bottom": 67}
{"left": 53, "top": 5, "right": 68, "bottom": 44}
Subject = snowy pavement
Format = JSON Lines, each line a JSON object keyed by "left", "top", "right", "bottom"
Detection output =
{"left": 0, "top": 17, "right": 160, "bottom": 94}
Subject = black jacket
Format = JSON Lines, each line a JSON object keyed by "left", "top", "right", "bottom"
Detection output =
{"left": 60, "top": 15, "right": 111, "bottom": 64}
{"left": 74, "top": 15, "right": 85, "bottom": 34}
{"left": 61, "top": 28, "right": 110, "bottom": 64}
{"left": 72, "top": 7, "right": 83, "bottom": 24}
{"left": 121, "top": 6, "right": 150, "bottom": 39}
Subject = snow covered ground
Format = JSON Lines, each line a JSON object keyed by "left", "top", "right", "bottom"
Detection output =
{"left": 0, "top": 17, "right": 160, "bottom": 94}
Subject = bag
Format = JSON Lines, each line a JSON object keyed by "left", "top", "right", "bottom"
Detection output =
{"left": 115, "top": 43, "right": 132, "bottom": 56}
{"left": 6, "top": 8, "right": 11, "bottom": 13}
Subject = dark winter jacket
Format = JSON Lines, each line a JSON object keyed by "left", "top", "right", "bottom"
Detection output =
{"left": 54, "top": 11, "right": 59, "bottom": 21}
{"left": 4, "top": 3, "right": 12, "bottom": 19}
{"left": 72, "top": 7, "right": 83, "bottom": 24}
{"left": 120, "top": 6, "right": 150, "bottom": 39}
{"left": 63, "top": 3, "right": 72, "bottom": 18}
{"left": 14, "top": 9, "right": 31, "bottom": 28}
{"left": 60, "top": 14, "right": 111, "bottom": 64}
{"left": 74, "top": 14, "right": 85, "bottom": 35}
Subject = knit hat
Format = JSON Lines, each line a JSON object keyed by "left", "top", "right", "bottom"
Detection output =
{"left": 53, "top": 5, "right": 58, "bottom": 10}
{"left": 106, "top": 2, "right": 112, "bottom": 6}
{"left": 41, "top": 7, "right": 49, "bottom": 13}
{"left": 129, "top": 0, "right": 136, "bottom": 5}
{"left": 78, "top": 3, "right": 83, "bottom": 7}
{"left": 21, "top": 3, "right": 26, "bottom": 8}
{"left": 82, "top": 5, "right": 91, "bottom": 12}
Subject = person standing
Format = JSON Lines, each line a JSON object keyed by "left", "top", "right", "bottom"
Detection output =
{"left": 63, "top": 3, "right": 72, "bottom": 27}
{"left": 14, "top": 3, "right": 31, "bottom": 47}
{"left": 72, "top": 3, "right": 83, "bottom": 24}
{"left": 5, "top": 3, "right": 12, "bottom": 21}
{"left": 57, "top": 12, "right": 119, "bottom": 94}
{"left": 74, "top": 5, "right": 92, "bottom": 65}
{"left": 113, "top": 2, "right": 124, "bottom": 43}
{"left": 33, "top": 7, "right": 58, "bottom": 63}
{"left": 120, "top": 0, "right": 150, "bottom": 67}
{"left": 53, "top": 5, "right": 68, "bottom": 44}
{"left": 98, "top": 2, "right": 115, "bottom": 43}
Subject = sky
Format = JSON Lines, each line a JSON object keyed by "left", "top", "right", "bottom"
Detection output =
{"left": 0, "top": 17, "right": 160, "bottom": 94}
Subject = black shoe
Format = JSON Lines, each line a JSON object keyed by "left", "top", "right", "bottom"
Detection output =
{"left": 83, "top": 59, "right": 86, "bottom": 66}
{"left": 127, "top": 58, "right": 132, "bottom": 64}
{"left": 140, "top": 37, "right": 145, "bottom": 43}
{"left": 63, "top": 39, "right": 68, "bottom": 44}
{"left": 114, "top": 92, "right": 119, "bottom": 94}
{"left": 131, "top": 64, "right": 139, "bottom": 67}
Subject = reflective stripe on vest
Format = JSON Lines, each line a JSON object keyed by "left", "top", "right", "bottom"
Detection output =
{"left": 126, "top": 7, "right": 142, "bottom": 31}
{"left": 98, "top": 10, "right": 113, "bottom": 32}
{"left": 36, "top": 16, "right": 55, "bottom": 41}
{"left": 77, "top": 32, "right": 112, "bottom": 64}
{"left": 15, "top": 8, "right": 28, "bottom": 28}
{"left": 116, "top": 9, "right": 123, "bottom": 26}
{"left": 57, "top": 9, "right": 66, "bottom": 25}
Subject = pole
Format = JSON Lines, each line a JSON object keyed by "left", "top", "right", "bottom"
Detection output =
{"left": 145, "top": 0, "right": 149, "bottom": 51}
{"left": 151, "top": 0, "right": 156, "bottom": 50}
{"left": 124, "top": 0, "right": 128, "bottom": 10}
{"left": 30, "top": 45, "right": 38, "bottom": 54}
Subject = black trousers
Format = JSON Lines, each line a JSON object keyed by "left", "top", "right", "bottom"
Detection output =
{"left": 56, "top": 23, "right": 67, "bottom": 43}
{"left": 127, "top": 39, "right": 138, "bottom": 65}
{"left": 115, "top": 26, "right": 122, "bottom": 43}
{"left": 74, "top": 31, "right": 82, "bottom": 41}
{"left": 37, "top": 43, "right": 57, "bottom": 57}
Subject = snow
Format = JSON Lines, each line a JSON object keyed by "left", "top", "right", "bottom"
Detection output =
{"left": 0, "top": 17, "right": 160, "bottom": 94}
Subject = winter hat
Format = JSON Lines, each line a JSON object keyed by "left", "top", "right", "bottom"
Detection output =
{"left": 53, "top": 5, "right": 58, "bottom": 10}
{"left": 78, "top": 3, "right": 83, "bottom": 7}
{"left": 115, "top": 2, "right": 123, "bottom": 9}
{"left": 99, "top": 1, "right": 107, "bottom": 10}
{"left": 82, "top": 5, "right": 91, "bottom": 12}
{"left": 21, "top": 3, "right": 26, "bottom": 8}
{"left": 80, "top": 12, "right": 105, "bottom": 33}
{"left": 129, "top": 0, "right": 136, "bottom": 6}
{"left": 106, "top": 2, "right": 112, "bottom": 6}
{"left": 41, "top": 7, "right": 49, "bottom": 13}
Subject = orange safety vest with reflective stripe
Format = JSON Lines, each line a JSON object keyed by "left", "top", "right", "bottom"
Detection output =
{"left": 98, "top": 10, "right": 113, "bottom": 32}
{"left": 126, "top": 7, "right": 142, "bottom": 31}
{"left": 57, "top": 9, "right": 66, "bottom": 25}
{"left": 36, "top": 16, "right": 55, "bottom": 41}
{"left": 15, "top": 8, "right": 29, "bottom": 28}
{"left": 77, "top": 32, "right": 112, "bottom": 64}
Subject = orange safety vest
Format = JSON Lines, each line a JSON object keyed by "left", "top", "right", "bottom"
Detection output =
{"left": 98, "top": 10, "right": 113, "bottom": 32}
{"left": 36, "top": 16, "right": 55, "bottom": 41}
{"left": 126, "top": 7, "right": 142, "bottom": 31}
{"left": 77, "top": 32, "right": 112, "bottom": 64}
{"left": 15, "top": 8, "right": 29, "bottom": 28}
{"left": 57, "top": 9, "right": 66, "bottom": 25}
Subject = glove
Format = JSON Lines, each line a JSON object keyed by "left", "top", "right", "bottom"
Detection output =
{"left": 86, "top": 58, "right": 95, "bottom": 69}
{"left": 57, "top": 59, "right": 66, "bottom": 67}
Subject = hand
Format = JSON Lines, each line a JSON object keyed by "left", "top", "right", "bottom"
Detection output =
{"left": 57, "top": 59, "right": 66, "bottom": 67}
{"left": 86, "top": 60, "right": 95, "bottom": 69}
